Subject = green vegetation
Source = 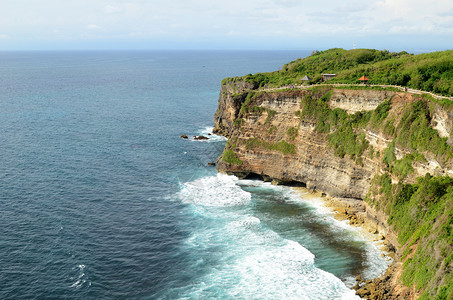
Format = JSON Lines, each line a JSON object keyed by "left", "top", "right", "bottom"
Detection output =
{"left": 299, "top": 88, "right": 380, "bottom": 164}
{"left": 366, "top": 174, "right": 453, "bottom": 299}
{"left": 394, "top": 100, "right": 453, "bottom": 160}
{"left": 237, "top": 91, "right": 277, "bottom": 126}
{"left": 239, "top": 92, "right": 257, "bottom": 115}
{"left": 299, "top": 88, "right": 453, "bottom": 167}
{"left": 268, "top": 126, "right": 277, "bottom": 134}
{"left": 265, "top": 109, "right": 277, "bottom": 124}
{"left": 332, "top": 85, "right": 401, "bottom": 93}
{"left": 244, "top": 73, "right": 270, "bottom": 88}
{"left": 222, "top": 141, "right": 243, "bottom": 165}
{"left": 245, "top": 137, "right": 296, "bottom": 154}
{"left": 299, "top": 88, "right": 453, "bottom": 297}
{"left": 390, "top": 154, "right": 415, "bottom": 180}
{"left": 224, "top": 66, "right": 453, "bottom": 298}
{"left": 222, "top": 149, "right": 243, "bottom": 165}
{"left": 233, "top": 118, "right": 244, "bottom": 128}
{"left": 382, "top": 140, "right": 396, "bottom": 167}
{"left": 329, "top": 127, "right": 369, "bottom": 165}
{"left": 286, "top": 127, "right": 298, "bottom": 140}
{"left": 239, "top": 91, "right": 275, "bottom": 120}
{"left": 228, "top": 48, "right": 453, "bottom": 97}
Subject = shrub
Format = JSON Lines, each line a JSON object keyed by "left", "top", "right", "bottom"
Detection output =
{"left": 265, "top": 109, "right": 277, "bottom": 124}
{"left": 286, "top": 127, "right": 299, "bottom": 140}
{"left": 222, "top": 149, "right": 243, "bottom": 165}
{"left": 245, "top": 138, "right": 296, "bottom": 154}
{"left": 367, "top": 173, "right": 453, "bottom": 299}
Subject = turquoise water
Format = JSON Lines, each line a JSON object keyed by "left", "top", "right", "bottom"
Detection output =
{"left": 0, "top": 51, "right": 388, "bottom": 299}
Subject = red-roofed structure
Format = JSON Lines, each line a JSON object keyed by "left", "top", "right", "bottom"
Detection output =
{"left": 358, "top": 76, "right": 369, "bottom": 81}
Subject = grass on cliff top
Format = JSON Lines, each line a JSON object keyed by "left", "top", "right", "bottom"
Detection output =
{"left": 366, "top": 173, "right": 453, "bottom": 299}
{"left": 224, "top": 48, "right": 453, "bottom": 97}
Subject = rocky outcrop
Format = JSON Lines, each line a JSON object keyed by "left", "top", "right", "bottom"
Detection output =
{"left": 431, "top": 102, "right": 453, "bottom": 146}
{"left": 213, "top": 80, "right": 255, "bottom": 136}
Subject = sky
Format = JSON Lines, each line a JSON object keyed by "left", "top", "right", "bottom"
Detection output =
{"left": 0, "top": 0, "right": 452, "bottom": 51}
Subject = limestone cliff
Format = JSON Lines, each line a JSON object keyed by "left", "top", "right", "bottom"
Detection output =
{"left": 216, "top": 89, "right": 372, "bottom": 199}
{"left": 213, "top": 80, "right": 453, "bottom": 299}
{"left": 214, "top": 84, "right": 452, "bottom": 192}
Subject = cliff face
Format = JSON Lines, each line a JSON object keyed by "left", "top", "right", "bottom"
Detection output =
{"left": 329, "top": 89, "right": 397, "bottom": 114}
{"left": 214, "top": 84, "right": 453, "bottom": 201}
{"left": 213, "top": 80, "right": 255, "bottom": 136}
{"left": 213, "top": 81, "right": 453, "bottom": 298}
{"left": 216, "top": 89, "right": 373, "bottom": 199}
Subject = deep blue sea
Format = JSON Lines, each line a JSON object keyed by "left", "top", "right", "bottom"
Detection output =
{"left": 0, "top": 51, "right": 389, "bottom": 299}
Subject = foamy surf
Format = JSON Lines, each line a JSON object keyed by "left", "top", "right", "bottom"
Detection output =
{"left": 281, "top": 186, "right": 392, "bottom": 283}
{"left": 175, "top": 174, "right": 361, "bottom": 299}
{"left": 188, "top": 126, "right": 227, "bottom": 143}
{"left": 179, "top": 173, "right": 251, "bottom": 207}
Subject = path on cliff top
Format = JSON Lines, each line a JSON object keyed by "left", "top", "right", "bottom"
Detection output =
{"left": 260, "top": 83, "right": 453, "bottom": 101}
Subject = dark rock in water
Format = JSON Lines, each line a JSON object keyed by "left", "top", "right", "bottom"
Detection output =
{"left": 208, "top": 162, "right": 216, "bottom": 166}
{"left": 208, "top": 133, "right": 212, "bottom": 135}
{"left": 180, "top": 134, "right": 188, "bottom": 139}
{"left": 194, "top": 135, "right": 209, "bottom": 140}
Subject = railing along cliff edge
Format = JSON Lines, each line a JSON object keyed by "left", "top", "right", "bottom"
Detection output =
{"left": 260, "top": 83, "right": 453, "bottom": 101}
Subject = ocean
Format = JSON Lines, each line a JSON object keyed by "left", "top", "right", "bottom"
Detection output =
{"left": 0, "top": 50, "right": 389, "bottom": 299}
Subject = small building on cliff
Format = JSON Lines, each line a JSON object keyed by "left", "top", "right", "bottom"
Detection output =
{"left": 321, "top": 74, "right": 336, "bottom": 82}
{"left": 358, "top": 75, "right": 369, "bottom": 84}
{"left": 301, "top": 75, "right": 312, "bottom": 85}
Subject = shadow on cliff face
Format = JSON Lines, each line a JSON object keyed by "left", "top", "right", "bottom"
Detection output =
{"left": 237, "top": 179, "right": 367, "bottom": 283}
{"left": 242, "top": 172, "right": 308, "bottom": 188}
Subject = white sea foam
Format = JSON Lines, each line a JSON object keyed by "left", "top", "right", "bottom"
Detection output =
{"left": 281, "top": 186, "right": 392, "bottom": 282}
{"left": 179, "top": 173, "right": 251, "bottom": 207}
{"left": 175, "top": 174, "right": 361, "bottom": 299}
{"left": 189, "top": 126, "right": 227, "bottom": 143}
{"left": 181, "top": 214, "right": 359, "bottom": 299}
{"left": 234, "top": 179, "right": 391, "bottom": 284}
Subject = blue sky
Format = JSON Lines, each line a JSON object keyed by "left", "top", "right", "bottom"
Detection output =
{"left": 0, "top": 0, "right": 452, "bottom": 51}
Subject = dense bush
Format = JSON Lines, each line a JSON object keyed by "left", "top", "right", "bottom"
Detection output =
{"left": 394, "top": 100, "right": 453, "bottom": 160}
{"left": 367, "top": 174, "right": 453, "bottom": 299}
{"left": 230, "top": 48, "right": 453, "bottom": 96}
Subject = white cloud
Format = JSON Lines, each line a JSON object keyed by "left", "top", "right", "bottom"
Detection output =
{"left": 368, "top": 0, "right": 453, "bottom": 33}
{"left": 0, "top": 0, "right": 452, "bottom": 49}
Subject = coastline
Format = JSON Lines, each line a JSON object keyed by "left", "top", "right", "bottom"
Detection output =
{"left": 293, "top": 187, "right": 418, "bottom": 299}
